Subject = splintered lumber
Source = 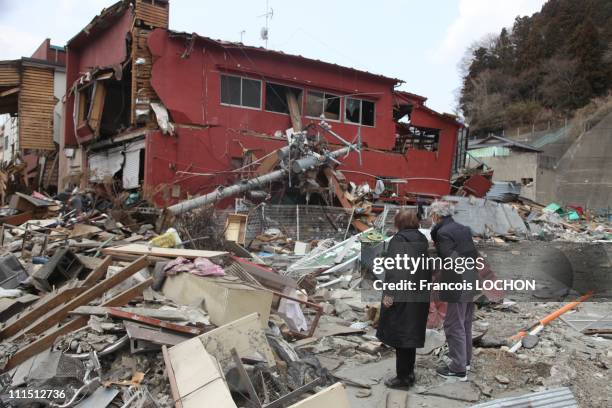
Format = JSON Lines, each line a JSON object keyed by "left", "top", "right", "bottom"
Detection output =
{"left": 102, "top": 244, "right": 227, "bottom": 259}
{"left": 103, "top": 307, "right": 203, "bottom": 335}
{"left": 323, "top": 167, "right": 373, "bottom": 232}
{"left": 0, "top": 256, "right": 112, "bottom": 340}
{"left": 2, "top": 278, "right": 153, "bottom": 372}
{"left": 166, "top": 145, "right": 352, "bottom": 215}
{"left": 0, "top": 287, "right": 82, "bottom": 340}
{"left": 80, "top": 255, "right": 113, "bottom": 286}
{"left": 286, "top": 91, "right": 303, "bottom": 132}
{"left": 11, "top": 256, "right": 148, "bottom": 340}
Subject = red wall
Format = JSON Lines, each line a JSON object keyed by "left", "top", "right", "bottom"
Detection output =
{"left": 148, "top": 29, "right": 398, "bottom": 151}
{"left": 144, "top": 29, "right": 461, "bottom": 205}
{"left": 30, "top": 39, "right": 66, "bottom": 66}
{"left": 75, "top": 11, "right": 133, "bottom": 72}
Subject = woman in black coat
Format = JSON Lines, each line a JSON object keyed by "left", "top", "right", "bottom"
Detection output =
{"left": 376, "top": 209, "right": 430, "bottom": 389}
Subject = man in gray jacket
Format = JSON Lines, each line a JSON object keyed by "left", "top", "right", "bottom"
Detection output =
{"left": 429, "top": 201, "right": 478, "bottom": 381}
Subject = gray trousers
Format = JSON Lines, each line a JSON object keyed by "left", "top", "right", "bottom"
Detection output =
{"left": 443, "top": 302, "right": 474, "bottom": 373}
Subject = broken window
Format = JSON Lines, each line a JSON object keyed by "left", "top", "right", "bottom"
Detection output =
{"left": 395, "top": 125, "right": 440, "bottom": 152}
{"left": 305, "top": 91, "right": 340, "bottom": 120}
{"left": 76, "top": 84, "right": 93, "bottom": 126}
{"left": 265, "top": 83, "right": 302, "bottom": 115}
{"left": 345, "top": 97, "right": 375, "bottom": 126}
{"left": 220, "top": 74, "right": 261, "bottom": 109}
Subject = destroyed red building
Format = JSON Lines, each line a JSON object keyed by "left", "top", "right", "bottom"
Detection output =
{"left": 60, "top": 0, "right": 467, "bottom": 206}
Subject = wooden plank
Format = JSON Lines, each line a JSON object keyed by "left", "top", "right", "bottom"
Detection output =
{"left": 80, "top": 255, "right": 112, "bottom": 286}
{"left": 102, "top": 244, "right": 227, "bottom": 259}
{"left": 323, "top": 167, "right": 373, "bottom": 232}
{"left": 286, "top": 91, "right": 303, "bottom": 132}
{"left": 135, "top": 1, "right": 169, "bottom": 28}
{"left": 12, "top": 256, "right": 148, "bottom": 340}
{"left": 19, "top": 66, "right": 55, "bottom": 150}
{"left": 0, "top": 87, "right": 19, "bottom": 97}
{"left": 0, "top": 287, "right": 83, "bottom": 339}
{"left": 1, "top": 278, "right": 153, "bottom": 373}
{"left": 106, "top": 307, "right": 203, "bottom": 335}
{"left": 0, "top": 66, "right": 20, "bottom": 86}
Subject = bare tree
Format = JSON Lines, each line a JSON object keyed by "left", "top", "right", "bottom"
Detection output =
{"left": 457, "top": 33, "right": 500, "bottom": 78}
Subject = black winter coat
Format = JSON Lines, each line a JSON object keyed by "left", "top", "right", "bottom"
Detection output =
{"left": 430, "top": 216, "right": 479, "bottom": 302}
{"left": 376, "top": 228, "right": 430, "bottom": 349}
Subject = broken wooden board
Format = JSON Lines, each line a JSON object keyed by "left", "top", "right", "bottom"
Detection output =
{"left": 231, "top": 255, "right": 298, "bottom": 291}
{"left": 11, "top": 256, "right": 148, "bottom": 340}
{"left": 102, "top": 244, "right": 226, "bottom": 259}
{"left": 68, "top": 223, "right": 102, "bottom": 238}
{"left": 0, "top": 294, "right": 39, "bottom": 323}
{"left": 323, "top": 167, "right": 374, "bottom": 232}
{"left": 2, "top": 278, "right": 152, "bottom": 372}
{"left": 76, "top": 255, "right": 108, "bottom": 270}
{"left": 288, "top": 382, "right": 350, "bottom": 408}
{"left": 196, "top": 312, "right": 276, "bottom": 369}
{"left": 0, "top": 285, "right": 84, "bottom": 339}
{"left": 166, "top": 338, "right": 237, "bottom": 408}
{"left": 69, "top": 306, "right": 189, "bottom": 321}
{"left": 103, "top": 307, "right": 203, "bottom": 335}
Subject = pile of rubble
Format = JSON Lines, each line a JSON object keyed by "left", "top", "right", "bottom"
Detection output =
{"left": 0, "top": 182, "right": 610, "bottom": 407}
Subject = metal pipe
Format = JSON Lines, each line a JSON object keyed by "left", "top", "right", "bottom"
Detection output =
{"left": 167, "top": 145, "right": 352, "bottom": 215}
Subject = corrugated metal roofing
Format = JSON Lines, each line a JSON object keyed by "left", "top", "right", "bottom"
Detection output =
{"left": 442, "top": 195, "right": 528, "bottom": 236}
{"left": 486, "top": 181, "right": 522, "bottom": 202}
{"left": 470, "top": 387, "right": 578, "bottom": 407}
{"left": 469, "top": 134, "right": 542, "bottom": 152}
{"left": 469, "top": 146, "right": 511, "bottom": 158}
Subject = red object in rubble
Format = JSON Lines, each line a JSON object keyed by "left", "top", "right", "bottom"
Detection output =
{"left": 462, "top": 174, "right": 493, "bottom": 198}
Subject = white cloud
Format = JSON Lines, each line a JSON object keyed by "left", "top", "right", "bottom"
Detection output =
{"left": 429, "top": 0, "right": 546, "bottom": 65}
{"left": 0, "top": 24, "right": 43, "bottom": 60}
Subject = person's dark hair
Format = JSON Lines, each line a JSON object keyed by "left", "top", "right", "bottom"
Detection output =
{"left": 394, "top": 209, "right": 420, "bottom": 230}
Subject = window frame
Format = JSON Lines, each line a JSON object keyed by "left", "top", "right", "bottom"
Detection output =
{"left": 263, "top": 80, "right": 304, "bottom": 116}
{"left": 219, "top": 73, "right": 263, "bottom": 111}
{"left": 344, "top": 97, "right": 376, "bottom": 128}
{"left": 304, "top": 89, "right": 342, "bottom": 122}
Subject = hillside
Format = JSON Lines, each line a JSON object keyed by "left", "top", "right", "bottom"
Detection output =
{"left": 459, "top": 0, "right": 612, "bottom": 136}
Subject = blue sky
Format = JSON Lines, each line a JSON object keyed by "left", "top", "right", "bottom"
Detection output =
{"left": 0, "top": 0, "right": 546, "bottom": 113}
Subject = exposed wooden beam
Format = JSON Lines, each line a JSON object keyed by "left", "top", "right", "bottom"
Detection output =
{"left": 12, "top": 256, "right": 148, "bottom": 340}
{"left": 2, "top": 278, "right": 153, "bottom": 373}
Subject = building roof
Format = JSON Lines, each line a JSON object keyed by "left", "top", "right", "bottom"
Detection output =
{"left": 66, "top": 0, "right": 403, "bottom": 85}
{"left": 468, "top": 134, "right": 542, "bottom": 152}
{"left": 67, "top": 0, "right": 133, "bottom": 48}
{"left": 166, "top": 30, "right": 404, "bottom": 85}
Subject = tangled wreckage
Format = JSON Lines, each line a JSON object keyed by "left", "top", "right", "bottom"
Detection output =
{"left": 0, "top": 1, "right": 611, "bottom": 407}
